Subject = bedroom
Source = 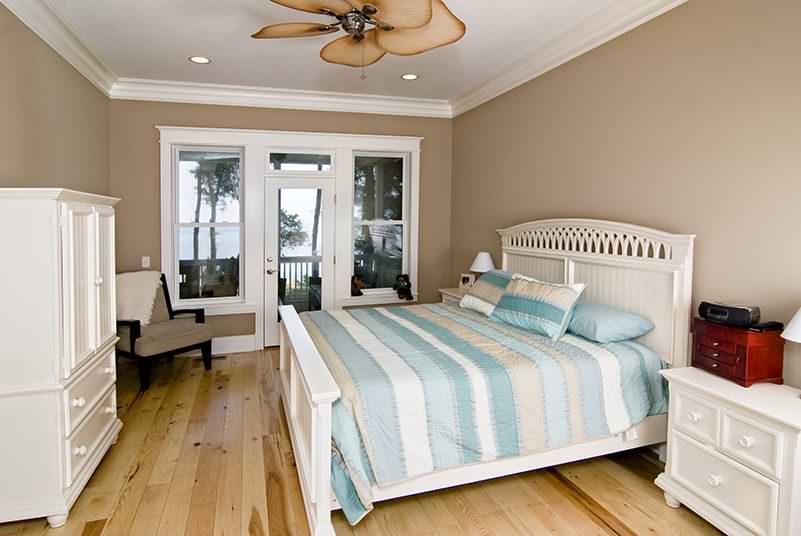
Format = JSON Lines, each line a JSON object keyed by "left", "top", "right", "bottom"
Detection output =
{"left": 1, "top": 0, "right": 800, "bottom": 534}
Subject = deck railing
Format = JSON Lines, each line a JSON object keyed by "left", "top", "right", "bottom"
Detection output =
{"left": 280, "top": 255, "right": 322, "bottom": 304}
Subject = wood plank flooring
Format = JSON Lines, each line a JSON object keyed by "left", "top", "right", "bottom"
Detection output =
{"left": 0, "top": 350, "right": 721, "bottom": 536}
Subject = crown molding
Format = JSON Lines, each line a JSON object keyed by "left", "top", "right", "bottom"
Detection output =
{"left": 450, "top": 0, "right": 688, "bottom": 117}
{"left": 5, "top": 0, "right": 685, "bottom": 119}
{"left": 1, "top": 0, "right": 116, "bottom": 94}
{"left": 109, "top": 78, "right": 454, "bottom": 119}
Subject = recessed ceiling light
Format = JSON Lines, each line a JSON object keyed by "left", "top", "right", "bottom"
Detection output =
{"left": 189, "top": 56, "right": 211, "bottom": 64}
{"left": 401, "top": 73, "right": 419, "bottom": 81}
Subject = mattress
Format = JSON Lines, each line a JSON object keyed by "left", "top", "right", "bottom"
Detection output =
{"left": 300, "top": 303, "right": 668, "bottom": 524}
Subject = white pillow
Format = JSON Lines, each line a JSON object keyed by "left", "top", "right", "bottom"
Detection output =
{"left": 116, "top": 271, "right": 162, "bottom": 325}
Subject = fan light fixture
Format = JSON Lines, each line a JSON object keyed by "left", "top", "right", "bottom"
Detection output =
{"left": 189, "top": 56, "right": 212, "bottom": 64}
{"left": 252, "top": 0, "right": 465, "bottom": 74}
{"left": 401, "top": 73, "right": 419, "bottom": 81}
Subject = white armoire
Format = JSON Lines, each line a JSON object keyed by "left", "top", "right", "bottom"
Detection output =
{"left": 0, "top": 189, "right": 122, "bottom": 528}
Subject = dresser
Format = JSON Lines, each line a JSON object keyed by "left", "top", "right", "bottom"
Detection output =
{"left": 656, "top": 367, "right": 801, "bottom": 536}
{"left": 0, "top": 189, "right": 122, "bottom": 528}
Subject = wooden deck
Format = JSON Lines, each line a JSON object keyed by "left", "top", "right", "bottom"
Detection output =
{"left": 0, "top": 350, "right": 721, "bottom": 535}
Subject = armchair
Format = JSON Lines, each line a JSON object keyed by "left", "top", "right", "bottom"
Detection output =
{"left": 116, "top": 274, "right": 212, "bottom": 390}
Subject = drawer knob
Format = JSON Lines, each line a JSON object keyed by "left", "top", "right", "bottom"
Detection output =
{"left": 712, "top": 342, "right": 720, "bottom": 347}
{"left": 687, "top": 411, "right": 702, "bottom": 423}
{"left": 739, "top": 435, "right": 755, "bottom": 449}
{"left": 707, "top": 474, "right": 722, "bottom": 488}
{"left": 711, "top": 363, "right": 719, "bottom": 368}
{"left": 72, "top": 397, "right": 86, "bottom": 408}
{"left": 73, "top": 445, "right": 87, "bottom": 457}
{"left": 104, "top": 366, "right": 114, "bottom": 375}
{"left": 712, "top": 352, "right": 720, "bottom": 358}
{"left": 94, "top": 277, "right": 103, "bottom": 286}
{"left": 104, "top": 406, "right": 114, "bottom": 415}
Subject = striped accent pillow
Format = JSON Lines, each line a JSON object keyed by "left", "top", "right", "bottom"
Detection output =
{"left": 491, "top": 275, "right": 586, "bottom": 339}
{"left": 459, "top": 269, "right": 513, "bottom": 316}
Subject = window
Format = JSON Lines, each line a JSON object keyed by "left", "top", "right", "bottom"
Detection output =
{"left": 269, "top": 152, "right": 333, "bottom": 173}
{"left": 174, "top": 147, "right": 243, "bottom": 301}
{"left": 352, "top": 154, "right": 408, "bottom": 290}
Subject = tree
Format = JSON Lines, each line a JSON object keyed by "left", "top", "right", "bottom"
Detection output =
{"left": 190, "top": 157, "right": 240, "bottom": 261}
{"left": 280, "top": 208, "right": 308, "bottom": 252}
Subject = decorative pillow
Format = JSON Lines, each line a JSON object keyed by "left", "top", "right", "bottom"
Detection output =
{"left": 459, "top": 269, "right": 514, "bottom": 316}
{"left": 567, "top": 303, "right": 654, "bottom": 343}
{"left": 491, "top": 275, "right": 585, "bottom": 339}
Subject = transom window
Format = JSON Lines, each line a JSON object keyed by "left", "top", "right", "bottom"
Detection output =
{"left": 352, "top": 153, "right": 408, "bottom": 291}
{"left": 174, "top": 147, "right": 243, "bottom": 301}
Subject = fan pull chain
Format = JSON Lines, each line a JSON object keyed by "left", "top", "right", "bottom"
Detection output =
{"left": 361, "top": 41, "right": 367, "bottom": 80}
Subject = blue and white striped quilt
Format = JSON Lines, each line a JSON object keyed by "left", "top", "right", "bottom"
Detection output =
{"left": 300, "top": 303, "right": 668, "bottom": 524}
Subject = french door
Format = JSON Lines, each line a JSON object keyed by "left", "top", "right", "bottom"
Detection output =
{"left": 264, "top": 178, "right": 335, "bottom": 346}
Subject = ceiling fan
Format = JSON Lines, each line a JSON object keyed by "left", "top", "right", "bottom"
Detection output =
{"left": 251, "top": 0, "right": 466, "bottom": 71}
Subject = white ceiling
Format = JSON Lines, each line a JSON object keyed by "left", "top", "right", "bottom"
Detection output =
{"left": 7, "top": 0, "right": 686, "bottom": 116}
{"left": 49, "top": 0, "right": 616, "bottom": 100}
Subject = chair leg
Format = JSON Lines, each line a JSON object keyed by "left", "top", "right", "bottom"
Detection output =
{"left": 138, "top": 360, "right": 152, "bottom": 391}
{"left": 201, "top": 341, "right": 212, "bottom": 371}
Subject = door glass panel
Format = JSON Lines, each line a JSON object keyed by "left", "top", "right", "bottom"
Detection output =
{"left": 278, "top": 188, "right": 324, "bottom": 312}
{"left": 177, "top": 227, "right": 240, "bottom": 299}
{"left": 270, "top": 153, "right": 332, "bottom": 172}
{"left": 177, "top": 150, "right": 241, "bottom": 223}
{"left": 353, "top": 224, "right": 403, "bottom": 290}
{"left": 354, "top": 156, "right": 404, "bottom": 221}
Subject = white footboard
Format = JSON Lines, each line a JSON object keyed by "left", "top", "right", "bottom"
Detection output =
{"left": 278, "top": 305, "right": 340, "bottom": 536}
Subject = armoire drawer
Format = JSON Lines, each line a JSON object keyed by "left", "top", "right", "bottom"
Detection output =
{"left": 671, "top": 430, "right": 778, "bottom": 536}
{"left": 673, "top": 389, "right": 720, "bottom": 445}
{"left": 64, "top": 388, "right": 117, "bottom": 488}
{"left": 63, "top": 347, "right": 116, "bottom": 436}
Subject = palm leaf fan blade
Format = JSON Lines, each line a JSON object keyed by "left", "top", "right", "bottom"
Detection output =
{"left": 344, "top": 0, "right": 432, "bottom": 29}
{"left": 320, "top": 30, "right": 386, "bottom": 67}
{"left": 252, "top": 22, "right": 338, "bottom": 38}
{"left": 375, "top": 0, "right": 465, "bottom": 55}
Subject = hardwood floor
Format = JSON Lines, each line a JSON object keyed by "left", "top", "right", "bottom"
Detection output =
{"left": 0, "top": 350, "right": 721, "bottom": 536}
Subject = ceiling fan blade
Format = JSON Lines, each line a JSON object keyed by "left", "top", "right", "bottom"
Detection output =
{"left": 320, "top": 30, "right": 386, "bottom": 67}
{"left": 252, "top": 22, "right": 339, "bottom": 38}
{"left": 271, "top": 0, "right": 353, "bottom": 16}
{"left": 345, "top": 0, "right": 432, "bottom": 30}
{"left": 375, "top": 0, "right": 464, "bottom": 55}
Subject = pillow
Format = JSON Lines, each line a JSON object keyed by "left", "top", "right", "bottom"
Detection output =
{"left": 567, "top": 303, "right": 654, "bottom": 343}
{"left": 490, "top": 275, "right": 585, "bottom": 339}
{"left": 459, "top": 269, "right": 513, "bottom": 316}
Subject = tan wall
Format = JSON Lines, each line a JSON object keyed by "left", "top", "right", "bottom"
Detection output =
{"left": 0, "top": 5, "right": 109, "bottom": 193}
{"left": 451, "top": 0, "right": 801, "bottom": 386}
{"left": 109, "top": 100, "right": 453, "bottom": 336}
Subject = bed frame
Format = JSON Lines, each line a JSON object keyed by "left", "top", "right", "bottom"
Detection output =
{"left": 278, "top": 218, "right": 695, "bottom": 535}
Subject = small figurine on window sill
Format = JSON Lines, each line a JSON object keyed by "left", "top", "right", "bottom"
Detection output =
{"left": 351, "top": 275, "right": 366, "bottom": 297}
{"left": 394, "top": 274, "right": 414, "bottom": 301}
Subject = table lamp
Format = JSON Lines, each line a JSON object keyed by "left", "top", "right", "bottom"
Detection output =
{"left": 781, "top": 307, "right": 801, "bottom": 398}
{"left": 470, "top": 252, "right": 495, "bottom": 277}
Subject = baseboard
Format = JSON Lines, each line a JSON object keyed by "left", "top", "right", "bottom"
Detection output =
{"left": 177, "top": 335, "right": 255, "bottom": 357}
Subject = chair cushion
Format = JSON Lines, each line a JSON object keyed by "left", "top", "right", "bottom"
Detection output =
{"left": 150, "top": 287, "right": 171, "bottom": 324}
{"left": 117, "top": 318, "right": 212, "bottom": 357}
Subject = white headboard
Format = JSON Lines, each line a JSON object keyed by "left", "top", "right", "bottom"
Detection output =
{"left": 498, "top": 219, "right": 695, "bottom": 367}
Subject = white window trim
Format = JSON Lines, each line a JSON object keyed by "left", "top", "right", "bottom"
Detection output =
{"left": 159, "top": 126, "right": 421, "bottom": 348}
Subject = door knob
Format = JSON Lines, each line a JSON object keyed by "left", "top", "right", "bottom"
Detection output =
{"left": 266, "top": 269, "right": 277, "bottom": 275}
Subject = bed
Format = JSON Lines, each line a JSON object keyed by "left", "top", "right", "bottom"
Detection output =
{"left": 278, "top": 219, "right": 695, "bottom": 536}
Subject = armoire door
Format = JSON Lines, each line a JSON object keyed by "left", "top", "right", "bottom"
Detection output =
{"left": 61, "top": 202, "right": 96, "bottom": 376}
{"left": 95, "top": 206, "right": 116, "bottom": 350}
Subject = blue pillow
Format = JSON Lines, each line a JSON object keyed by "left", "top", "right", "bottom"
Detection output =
{"left": 567, "top": 303, "right": 654, "bottom": 343}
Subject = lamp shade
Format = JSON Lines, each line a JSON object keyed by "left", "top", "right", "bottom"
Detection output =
{"left": 782, "top": 307, "right": 801, "bottom": 343}
{"left": 470, "top": 252, "right": 495, "bottom": 273}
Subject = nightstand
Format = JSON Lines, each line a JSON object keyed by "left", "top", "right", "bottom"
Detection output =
{"left": 656, "top": 367, "right": 801, "bottom": 536}
{"left": 438, "top": 288, "right": 467, "bottom": 305}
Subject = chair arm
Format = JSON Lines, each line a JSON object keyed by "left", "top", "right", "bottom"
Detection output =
{"left": 172, "top": 308, "right": 205, "bottom": 323}
{"left": 117, "top": 319, "right": 141, "bottom": 354}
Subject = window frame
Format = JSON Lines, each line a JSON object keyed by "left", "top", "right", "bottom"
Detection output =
{"left": 266, "top": 148, "right": 336, "bottom": 177}
{"left": 171, "top": 144, "right": 246, "bottom": 307}
{"left": 351, "top": 151, "right": 411, "bottom": 295}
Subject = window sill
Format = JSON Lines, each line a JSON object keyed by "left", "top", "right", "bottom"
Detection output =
{"left": 338, "top": 291, "right": 419, "bottom": 308}
{"left": 171, "top": 302, "right": 257, "bottom": 316}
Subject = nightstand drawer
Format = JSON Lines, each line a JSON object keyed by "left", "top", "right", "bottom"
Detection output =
{"left": 673, "top": 389, "right": 720, "bottom": 445}
{"left": 671, "top": 430, "right": 778, "bottom": 536}
{"left": 721, "top": 410, "right": 784, "bottom": 480}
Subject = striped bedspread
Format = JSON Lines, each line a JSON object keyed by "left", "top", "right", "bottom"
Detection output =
{"left": 300, "top": 303, "right": 668, "bottom": 524}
